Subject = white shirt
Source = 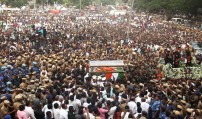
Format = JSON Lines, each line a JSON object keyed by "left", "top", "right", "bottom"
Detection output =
{"left": 146, "top": 97, "right": 151, "bottom": 104}
{"left": 128, "top": 101, "right": 137, "bottom": 114}
{"left": 53, "top": 109, "right": 61, "bottom": 119}
{"left": 83, "top": 102, "right": 91, "bottom": 108}
{"left": 121, "top": 112, "right": 130, "bottom": 119}
{"left": 75, "top": 99, "right": 81, "bottom": 107}
{"left": 108, "top": 106, "right": 117, "bottom": 119}
{"left": 25, "top": 106, "right": 36, "bottom": 119}
{"left": 141, "top": 102, "right": 150, "bottom": 113}
{"left": 53, "top": 101, "right": 61, "bottom": 107}
{"left": 135, "top": 96, "right": 141, "bottom": 103}
{"left": 59, "top": 109, "right": 68, "bottom": 119}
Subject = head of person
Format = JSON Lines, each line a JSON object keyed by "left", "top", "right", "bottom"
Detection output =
{"left": 69, "top": 106, "right": 74, "bottom": 113}
{"left": 88, "top": 105, "right": 94, "bottom": 113}
{"left": 61, "top": 104, "right": 67, "bottom": 110}
{"left": 137, "top": 107, "right": 142, "bottom": 113}
{"left": 78, "top": 107, "right": 84, "bottom": 115}
{"left": 46, "top": 111, "right": 52, "bottom": 118}
{"left": 125, "top": 105, "right": 130, "bottom": 112}
{"left": 19, "top": 105, "right": 25, "bottom": 111}
{"left": 54, "top": 103, "right": 59, "bottom": 109}
{"left": 97, "top": 102, "right": 102, "bottom": 108}
{"left": 47, "top": 103, "right": 53, "bottom": 109}
{"left": 87, "top": 98, "right": 91, "bottom": 104}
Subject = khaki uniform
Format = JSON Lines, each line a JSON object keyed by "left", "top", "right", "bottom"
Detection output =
{"left": 11, "top": 93, "right": 17, "bottom": 103}
{"left": 27, "top": 84, "right": 36, "bottom": 90}
{"left": 19, "top": 82, "right": 27, "bottom": 90}
{"left": 0, "top": 105, "right": 9, "bottom": 118}
{"left": 13, "top": 102, "right": 22, "bottom": 111}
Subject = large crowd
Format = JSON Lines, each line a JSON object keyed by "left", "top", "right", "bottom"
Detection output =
{"left": 0, "top": 7, "right": 202, "bottom": 119}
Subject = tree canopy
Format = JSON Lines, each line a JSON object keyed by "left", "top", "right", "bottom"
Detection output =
{"left": 134, "top": 0, "right": 202, "bottom": 17}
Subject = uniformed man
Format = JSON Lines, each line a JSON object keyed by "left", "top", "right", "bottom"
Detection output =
{"left": 0, "top": 100, "right": 15, "bottom": 119}
{"left": 30, "top": 62, "right": 40, "bottom": 79}
{"left": 21, "top": 64, "right": 29, "bottom": 78}
{"left": 13, "top": 94, "right": 23, "bottom": 111}
{"left": 185, "top": 45, "right": 192, "bottom": 67}
{"left": 173, "top": 47, "right": 181, "bottom": 68}
{"left": 19, "top": 78, "right": 27, "bottom": 90}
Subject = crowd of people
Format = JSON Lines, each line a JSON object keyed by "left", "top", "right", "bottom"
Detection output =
{"left": 0, "top": 6, "right": 202, "bottom": 119}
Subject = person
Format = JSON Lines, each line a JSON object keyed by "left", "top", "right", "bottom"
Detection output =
{"left": 84, "top": 105, "right": 95, "bottom": 119}
{"left": 140, "top": 98, "right": 149, "bottom": 113}
{"left": 185, "top": 45, "right": 192, "bottom": 67}
{"left": 128, "top": 97, "right": 137, "bottom": 114}
{"left": 45, "top": 111, "right": 52, "bottom": 119}
{"left": 173, "top": 47, "right": 181, "bottom": 68}
{"left": 0, "top": 100, "right": 15, "bottom": 119}
{"left": 17, "top": 105, "right": 29, "bottom": 119}
{"left": 97, "top": 102, "right": 108, "bottom": 119}
{"left": 150, "top": 95, "right": 161, "bottom": 119}
{"left": 59, "top": 104, "right": 68, "bottom": 119}
{"left": 43, "top": 103, "right": 54, "bottom": 119}
{"left": 68, "top": 106, "right": 76, "bottom": 119}
{"left": 120, "top": 105, "right": 133, "bottom": 119}
{"left": 25, "top": 101, "right": 36, "bottom": 119}
{"left": 53, "top": 103, "right": 60, "bottom": 119}
{"left": 75, "top": 107, "right": 85, "bottom": 119}
{"left": 108, "top": 101, "right": 117, "bottom": 119}
{"left": 164, "top": 49, "right": 173, "bottom": 65}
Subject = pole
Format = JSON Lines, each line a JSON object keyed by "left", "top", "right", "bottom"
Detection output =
{"left": 80, "top": 0, "right": 81, "bottom": 10}
{"left": 131, "top": 0, "right": 134, "bottom": 10}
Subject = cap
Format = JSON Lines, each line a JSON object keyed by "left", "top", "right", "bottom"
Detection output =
{"left": 186, "top": 108, "right": 193, "bottom": 113}
{"left": 139, "top": 83, "right": 144, "bottom": 86}
{"left": 115, "top": 85, "right": 120, "bottom": 89}
{"left": 3, "top": 100, "right": 10, "bottom": 104}
{"left": 177, "top": 105, "right": 183, "bottom": 110}
{"left": 15, "top": 94, "right": 23, "bottom": 100}
{"left": 119, "top": 87, "right": 124, "bottom": 92}
{"left": 173, "top": 110, "right": 181, "bottom": 115}
{"left": 1, "top": 96, "right": 6, "bottom": 100}
{"left": 180, "top": 100, "right": 186, "bottom": 105}
{"left": 90, "top": 89, "right": 97, "bottom": 93}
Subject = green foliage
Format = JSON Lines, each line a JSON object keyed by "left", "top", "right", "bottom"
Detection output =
{"left": 68, "top": 0, "right": 93, "bottom": 9}
{"left": 134, "top": 0, "right": 202, "bottom": 16}
{"left": 100, "top": 0, "right": 116, "bottom": 5}
{"left": 0, "top": 0, "right": 28, "bottom": 7}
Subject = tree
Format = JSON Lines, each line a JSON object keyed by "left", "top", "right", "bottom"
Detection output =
{"left": 134, "top": 0, "right": 202, "bottom": 17}
{"left": 0, "top": 0, "right": 27, "bottom": 7}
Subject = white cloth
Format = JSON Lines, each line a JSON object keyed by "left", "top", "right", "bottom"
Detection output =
{"left": 135, "top": 96, "right": 142, "bottom": 103}
{"left": 128, "top": 101, "right": 137, "bottom": 114}
{"left": 108, "top": 106, "right": 117, "bottom": 119}
{"left": 53, "top": 109, "right": 61, "bottom": 119}
{"left": 83, "top": 102, "right": 91, "bottom": 108}
{"left": 121, "top": 112, "right": 130, "bottom": 119}
{"left": 141, "top": 102, "right": 150, "bottom": 113}
{"left": 25, "top": 106, "right": 36, "bottom": 119}
{"left": 59, "top": 109, "right": 68, "bottom": 119}
{"left": 53, "top": 101, "right": 61, "bottom": 107}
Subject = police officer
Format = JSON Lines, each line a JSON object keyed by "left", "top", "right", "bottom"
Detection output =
{"left": 30, "top": 61, "right": 40, "bottom": 79}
